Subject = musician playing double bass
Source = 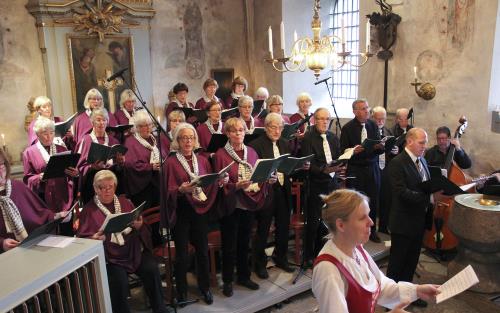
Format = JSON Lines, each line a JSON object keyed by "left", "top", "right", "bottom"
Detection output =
{"left": 424, "top": 126, "right": 471, "bottom": 170}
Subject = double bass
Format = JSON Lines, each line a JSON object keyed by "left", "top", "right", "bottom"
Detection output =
{"left": 423, "top": 117, "right": 468, "bottom": 252}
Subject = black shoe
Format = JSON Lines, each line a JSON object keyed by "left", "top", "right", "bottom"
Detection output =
{"left": 200, "top": 289, "right": 213, "bottom": 305}
{"left": 237, "top": 279, "right": 260, "bottom": 290}
{"left": 369, "top": 233, "right": 382, "bottom": 243}
{"left": 412, "top": 299, "right": 428, "bottom": 308}
{"left": 222, "top": 283, "right": 233, "bottom": 297}
{"left": 255, "top": 266, "right": 269, "bottom": 279}
{"left": 275, "top": 261, "right": 295, "bottom": 273}
{"left": 177, "top": 292, "right": 187, "bottom": 308}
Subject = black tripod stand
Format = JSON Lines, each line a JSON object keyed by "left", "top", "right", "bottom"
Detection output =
{"left": 292, "top": 171, "right": 310, "bottom": 284}
{"left": 113, "top": 69, "right": 197, "bottom": 311}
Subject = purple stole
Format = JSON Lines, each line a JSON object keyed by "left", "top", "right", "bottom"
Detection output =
{"left": 76, "top": 195, "right": 152, "bottom": 272}
{"left": 163, "top": 154, "right": 218, "bottom": 227}
{"left": 22, "top": 144, "right": 74, "bottom": 213}
{"left": 0, "top": 180, "right": 53, "bottom": 251}
{"left": 212, "top": 147, "right": 269, "bottom": 218}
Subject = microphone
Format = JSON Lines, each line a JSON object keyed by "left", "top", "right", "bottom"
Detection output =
{"left": 408, "top": 107, "right": 414, "bottom": 120}
{"left": 314, "top": 76, "right": 331, "bottom": 85}
{"left": 107, "top": 67, "right": 128, "bottom": 82}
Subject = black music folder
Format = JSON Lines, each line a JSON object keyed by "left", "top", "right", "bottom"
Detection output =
{"left": 206, "top": 134, "right": 228, "bottom": 153}
{"left": 418, "top": 176, "right": 466, "bottom": 196}
{"left": 249, "top": 154, "right": 289, "bottom": 183}
{"left": 231, "top": 98, "right": 239, "bottom": 108}
{"left": 54, "top": 113, "right": 78, "bottom": 137}
{"left": 191, "top": 162, "right": 234, "bottom": 188}
{"left": 243, "top": 132, "right": 262, "bottom": 145}
{"left": 99, "top": 202, "right": 146, "bottom": 234}
{"left": 277, "top": 154, "right": 314, "bottom": 175}
{"left": 106, "top": 124, "right": 133, "bottom": 134}
{"left": 20, "top": 217, "right": 63, "bottom": 246}
{"left": 361, "top": 138, "right": 381, "bottom": 151}
{"left": 252, "top": 100, "right": 265, "bottom": 116}
{"left": 221, "top": 107, "right": 239, "bottom": 120}
{"left": 174, "top": 107, "right": 208, "bottom": 123}
{"left": 42, "top": 151, "right": 81, "bottom": 180}
{"left": 87, "top": 142, "right": 128, "bottom": 163}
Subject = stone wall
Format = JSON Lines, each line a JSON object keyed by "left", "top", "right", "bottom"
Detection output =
{"left": 359, "top": 0, "right": 500, "bottom": 175}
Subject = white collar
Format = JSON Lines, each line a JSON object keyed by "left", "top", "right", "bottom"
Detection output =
{"left": 405, "top": 147, "right": 419, "bottom": 163}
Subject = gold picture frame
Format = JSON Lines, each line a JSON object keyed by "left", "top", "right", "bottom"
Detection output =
{"left": 67, "top": 34, "right": 135, "bottom": 112}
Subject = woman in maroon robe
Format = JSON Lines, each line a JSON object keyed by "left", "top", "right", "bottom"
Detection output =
{"left": 266, "top": 95, "right": 291, "bottom": 124}
{"left": 0, "top": 148, "right": 56, "bottom": 253}
{"left": 238, "top": 95, "right": 263, "bottom": 134}
{"left": 164, "top": 82, "right": 194, "bottom": 120}
{"left": 195, "top": 78, "right": 220, "bottom": 110}
{"left": 23, "top": 117, "right": 78, "bottom": 214}
{"left": 27, "top": 96, "right": 74, "bottom": 149}
{"left": 114, "top": 89, "right": 137, "bottom": 125}
{"left": 76, "top": 170, "right": 168, "bottom": 313}
{"left": 73, "top": 88, "right": 118, "bottom": 146}
{"left": 77, "top": 108, "right": 124, "bottom": 204}
{"left": 165, "top": 110, "right": 186, "bottom": 152}
{"left": 196, "top": 100, "right": 224, "bottom": 153}
{"left": 212, "top": 117, "right": 275, "bottom": 297}
{"left": 223, "top": 76, "right": 248, "bottom": 109}
{"left": 123, "top": 110, "right": 169, "bottom": 209}
{"left": 289, "top": 92, "right": 315, "bottom": 154}
{"left": 164, "top": 123, "right": 221, "bottom": 305}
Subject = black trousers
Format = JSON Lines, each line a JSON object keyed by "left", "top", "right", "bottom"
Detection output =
{"left": 106, "top": 251, "right": 167, "bottom": 313}
{"left": 305, "top": 181, "right": 334, "bottom": 261}
{"left": 130, "top": 182, "right": 160, "bottom": 210}
{"left": 253, "top": 185, "right": 291, "bottom": 268}
{"left": 346, "top": 164, "right": 381, "bottom": 232}
{"left": 378, "top": 167, "right": 391, "bottom": 231}
{"left": 386, "top": 232, "right": 424, "bottom": 282}
{"left": 172, "top": 200, "right": 210, "bottom": 294}
{"left": 219, "top": 208, "right": 254, "bottom": 283}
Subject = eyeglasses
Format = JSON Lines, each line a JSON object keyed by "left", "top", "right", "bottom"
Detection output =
{"left": 316, "top": 117, "right": 331, "bottom": 121}
{"left": 137, "top": 123, "right": 152, "bottom": 128}
{"left": 229, "top": 128, "right": 245, "bottom": 133}
{"left": 98, "top": 185, "right": 115, "bottom": 191}
{"left": 354, "top": 106, "right": 370, "bottom": 111}
{"left": 89, "top": 97, "right": 103, "bottom": 101}
{"left": 209, "top": 108, "right": 222, "bottom": 112}
{"left": 269, "top": 103, "right": 283, "bottom": 106}
{"left": 266, "top": 125, "right": 283, "bottom": 131}
{"left": 179, "top": 136, "right": 195, "bottom": 142}
{"left": 240, "top": 105, "right": 252, "bottom": 109}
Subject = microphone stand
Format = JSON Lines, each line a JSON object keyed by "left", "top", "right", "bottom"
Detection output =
{"left": 316, "top": 79, "right": 342, "bottom": 136}
{"left": 117, "top": 75, "right": 197, "bottom": 311}
{"left": 292, "top": 170, "right": 310, "bottom": 284}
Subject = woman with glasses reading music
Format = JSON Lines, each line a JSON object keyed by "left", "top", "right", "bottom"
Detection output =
{"left": 212, "top": 117, "right": 275, "bottom": 297}
{"left": 196, "top": 100, "right": 224, "bottom": 153}
{"left": 164, "top": 123, "right": 222, "bottom": 305}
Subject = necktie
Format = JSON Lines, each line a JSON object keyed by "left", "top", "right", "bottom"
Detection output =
{"left": 321, "top": 133, "right": 333, "bottom": 164}
{"left": 378, "top": 127, "right": 385, "bottom": 170}
{"left": 416, "top": 158, "right": 427, "bottom": 181}
{"left": 272, "top": 142, "right": 284, "bottom": 186}
{"left": 361, "top": 123, "right": 367, "bottom": 143}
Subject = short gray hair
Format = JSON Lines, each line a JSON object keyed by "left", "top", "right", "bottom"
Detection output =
{"left": 255, "top": 87, "right": 269, "bottom": 99}
{"left": 265, "top": 95, "right": 283, "bottom": 110}
{"left": 296, "top": 92, "right": 312, "bottom": 107}
{"left": 352, "top": 98, "right": 368, "bottom": 110}
{"left": 119, "top": 89, "right": 136, "bottom": 108}
{"left": 371, "top": 106, "right": 386, "bottom": 116}
{"left": 169, "top": 122, "right": 200, "bottom": 151}
{"left": 167, "top": 110, "right": 186, "bottom": 123}
{"left": 396, "top": 108, "right": 409, "bottom": 118}
{"left": 90, "top": 108, "right": 110, "bottom": 123}
{"left": 314, "top": 107, "right": 330, "bottom": 119}
{"left": 264, "top": 112, "right": 284, "bottom": 127}
{"left": 93, "top": 170, "right": 117, "bottom": 189}
{"left": 33, "top": 116, "right": 55, "bottom": 134}
{"left": 33, "top": 96, "right": 52, "bottom": 112}
{"left": 133, "top": 110, "right": 152, "bottom": 127}
{"left": 238, "top": 95, "right": 254, "bottom": 108}
{"left": 83, "top": 88, "right": 104, "bottom": 109}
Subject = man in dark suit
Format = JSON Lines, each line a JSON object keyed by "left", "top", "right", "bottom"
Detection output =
{"left": 387, "top": 127, "right": 432, "bottom": 308}
{"left": 301, "top": 108, "right": 343, "bottom": 266}
{"left": 249, "top": 112, "right": 295, "bottom": 278}
{"left": 340, "top": 99, "right": 384, "bottom": 242}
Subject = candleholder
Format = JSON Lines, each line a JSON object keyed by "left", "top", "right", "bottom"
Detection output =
{"left": 410, "top": 78, "right": 436, "bottom": 100}
{"left": 1, "top": 146, "right": 13, "bottom": 165}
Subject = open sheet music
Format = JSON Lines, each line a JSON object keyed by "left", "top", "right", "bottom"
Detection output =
{"left": 436, "top": 265, "right": 479, "bottom": 304}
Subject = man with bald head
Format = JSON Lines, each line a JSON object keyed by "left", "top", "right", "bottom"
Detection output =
{"left": 386, "top": 127, "right": 432, "bottom": 308}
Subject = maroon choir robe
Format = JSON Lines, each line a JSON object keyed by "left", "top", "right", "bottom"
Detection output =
{"left": 212, "top": 147, "right": 270, "bottom": 218}
{"left": 196, "top": 122, "right": 224, "bottom": 151}
{"left": 164, "top": 101, "right": 194, "bottom": 120}
{"left": 27, "top": 116, "right": 62, "bottom": 146}
{"left": 0, "top": 180, "right": 53, "bottom": 253}
{"left": 123, "top": 134, "right": 169, "bottom": 197}
{"left": 22, "top": 144, "right": 74, "bottom": 213}
{"left": 163, "top": 154, "right": 218, "bottom": 227}
{"left": 194, "top": 96, "right": 220, "bottom": 110}
{"left": 282, "top": 114, "right": 291, "bottom": 124}
{"left": 114, "top": 109, "right": 134, "bottom": 125}
{"left": 223, "top": 95, "right": 238, "bottom": 110}
{"left": 73, "top": 111, "right": 118, "bottom": 147}
{"left": 77, "top": 195, "right": 152, "bottom": 273}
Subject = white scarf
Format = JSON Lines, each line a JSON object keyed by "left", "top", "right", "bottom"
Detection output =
{"left": 243, "top": 116, "right": 255, "bottom": 134}
{"left": 134, "top": 133, "right": 160, "bottom": 164}
{"left": 205, "top": 119, "right": 222, "bottom": 134}
{"left": 224, "top": 142, "right": 259, "bottom": 192}
{"left": 175, "top": 152, "right": 207, "bottom": 202}
{"left": 89, "top": 130, "right": 113, "bottom": 166}
{"left": 203, "top": 95, "right": 219, "bottom": 103}
{"left": 36, "top": 140, "right": 56, "bottom": 164}
{"left": 173, "top": 99, "right": 193, "bottom": 109}
{"left": 122, "top": 108, "right": 135, "bottom": 124}
{"left": 231, "top": 92, "right": 243, "bottom": 100}
{"left": 94, "top": 195, "right": 132, "bottom": 246}
{"left": 0, "top": 180, "right": 28, "bottom": 241}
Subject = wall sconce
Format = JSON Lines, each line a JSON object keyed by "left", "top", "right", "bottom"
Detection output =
{"left": 410, "top": 66, "right": 436, "bottom": 100}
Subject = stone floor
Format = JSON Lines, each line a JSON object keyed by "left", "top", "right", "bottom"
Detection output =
{"left": 129, "top": 246, "right": 500, "bottom": 313}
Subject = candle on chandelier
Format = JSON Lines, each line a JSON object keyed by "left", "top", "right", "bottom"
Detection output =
{"left": 413, "top": 66, "right": 418, "bottom": 79}
{"left": 157, "top": 115, "right": 161, "bottom": 123}
{"left": 365, "top": 21, "right": 370, "bottom": 53}
{"left": 280, "top": 21, "right": 285, "bottom": 51}
{"left": 294, "top": 30, "right": 298, "bottom": 43}
{"left": 1, "top": 133, "right": 5, "bottom": 148}
{"left": 268, "top": 26, "right": 273, "bottom": 56}
{"left": 341, "top": 17, "right": 346, "bottom": 44}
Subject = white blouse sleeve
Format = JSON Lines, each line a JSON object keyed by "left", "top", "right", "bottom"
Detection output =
{"left": 312, "top": 261, "right": 349, "bottom": 313}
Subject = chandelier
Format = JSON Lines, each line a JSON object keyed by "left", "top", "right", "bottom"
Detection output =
{"left": 265, "top": 0, "right": 373, "bottom": 79}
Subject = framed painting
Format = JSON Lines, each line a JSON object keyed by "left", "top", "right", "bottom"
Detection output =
{"left": 211, "top": 68, "right": 234, "bottom": 101}
{"left": 67, "top": 35, "right": 135, "bottom": 112}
